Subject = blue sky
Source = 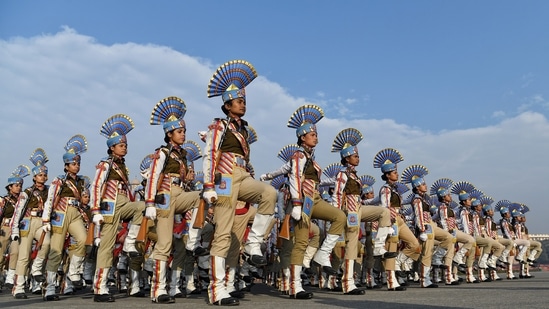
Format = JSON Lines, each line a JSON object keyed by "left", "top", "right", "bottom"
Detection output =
{"left": 1, "top": 1, "right": 549, "bottom": 232}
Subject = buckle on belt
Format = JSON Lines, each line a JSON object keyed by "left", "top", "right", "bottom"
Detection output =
{"left": 30, "top": 210, "right": 43, "bottom": 217}
{"left": 66, "top": 198, "right": 81, "bottom": 207}
{"left": 234, "top": 156, "right": 246, "bottom": 168}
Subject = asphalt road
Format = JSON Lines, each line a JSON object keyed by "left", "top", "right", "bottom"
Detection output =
{"left": 0, "top": 271, "right": 547, "bottom": 308}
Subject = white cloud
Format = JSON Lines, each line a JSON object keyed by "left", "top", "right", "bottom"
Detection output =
{"left": 491, "top": 110, "right": 505, "bottom": 118}
{"left": 1, "top": 28, "right": 548, "bottom": 233}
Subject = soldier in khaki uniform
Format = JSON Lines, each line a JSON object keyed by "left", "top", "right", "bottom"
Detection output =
{"left": 401, "top": 165, "right": 453, "bottom": 288}
{"left": 373, "top": 148, "right": 421, "bottom": 291}
{"left": 89, "top": 114, "right": 146, "bottom": 302}
{"left": 41, "top": 135, "right": 88, "bottom": 301}
{"left": 285, "top": 105, "right": 346, "bottom": 300}
{"left": 144, "top": 97, "right": 207, "bottom": 304}
{"left": 0, "top": 165, "right": 30, "bottom": 290}
{"left": 331, "top": 128, "right": 392, "bottom": 295}
{"left": 202, "top": 60, "right": 276, "bottom": 306}
{"left": 11, "top": 149, "right": 50, "bottom": 298}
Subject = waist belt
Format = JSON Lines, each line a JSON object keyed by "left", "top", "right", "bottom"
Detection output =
{"left": 170, "top": 176, "right": 181, "bottom": 185}
{"left": 2, "top": 217, "right": 11, "bottom": 225}
{"left": 65, "top": 197, "right": 81, "bottom": 207}
{"left": 233, "top": 155, "right": 247, "bottom": 169}
{"left": 30, "top": 210, "right": 43, "bottom": 217}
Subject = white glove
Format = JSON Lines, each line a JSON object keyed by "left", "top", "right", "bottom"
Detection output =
{"left": 203, "top": 190, "right": 218, "bottom": 204}
{"left": 43, "top": 222, "right": 51, "bottom": 232}
{"left": 291, "top": 206, "right": 302, "bottom": 221}
{"left": 388, "top": 226, "right": 395, "bottom": 236}
{"left": 145, "top": 206, "right": 157, "bottom": 221}
{"left": 11, "top": 233, "right": 19, "bottom": 241}
{"left": 419, "top": 233, "right": 428, "bottom": 242}
{"left": 92, "top": 214, "right": 104, "bottom": 225}
{"left": 94, "top": 238, "right": 101, "bottom": 246}
{"left": 259, "top": 173, "right": 272, "bottom": 181}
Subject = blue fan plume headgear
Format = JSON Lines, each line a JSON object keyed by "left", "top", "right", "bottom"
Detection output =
{"left": 373, "top": 148, "right": 403, "bottom": 173}
{"left": 520, "top": 204, "right": 530, "bottom": 216}
{"left": 430, "top": 178, "right": 454, "bottom": 199}
{"left": 359, "top": 175, "right": 376, "bottom": 194}
{"left": 247, "top": 126, "right": 258, "bottom": 145}
{"left": 150, "top": 96, "right": 187, "bottom": 133}
{"left": 430, "top": 195, "right": 441, "bottom": 208}
{"left": 402, "top": 193, "right": 414, "bottom": 206}
{"left": 247, "top": 162, "right": 255, "bottom": 177}
{"left": 323, "top": 163, "right": 344, "bottom": 180}
{"left": 139, "top": 154, "right": 154, "bottom": 179}
{"left": 277, "top": 144, "right": 300, "bottom": 163}
{"left": 494, "top": 199, "right": 511, "bottom": 216}
{"left": 207, "top": 60, "right": 258, "bottom": 104}
{"left": 63, "top": 134, "right": 87, "bottom": 164}
{"left": 29, "top": 148, "right": 49, "bottom": 176}
{"left": 394, "top": 182, "right": 410, "bottom": 195}
{"left": 183, "top": 140, "right": 202, "bottom": 170}
{"left": 193, "top": 171, "right": 204, "bottom": 191}
{"left": 183, "top": 140, "right": 202, "bottom": 162}
{"left": 7, "top": 165, "right": 31, "bottom": 185}
{"left": 81, "top": 175, "right": 91, "bottom": 197}
{"left": 100, "top": 114, "right": 135, "bottom": 147}
{"left": 287, "top": 105, "right": 324, "bottom": 138}
{"left": 480, "top": 196, "right": 494, "bottom": 212}
{"left": 449, "top": 201, "right": 460, "bottom": 211}
{"left": 450, "top": 181, "right": 475, "bottom": 201}
{"left": 401, "top": 164, "right": 428, "bottom": 188}
{"left": 331, "top": 128, "right": 363, "bottom": 159}
{"left": 469, "top": 189, "right": 484, "bottom": 207}
{"left": 509, "top": 203, "right": 522, "bottom": 217}
{"left": 270, "top": 174, "right": 287, "bottom": 190}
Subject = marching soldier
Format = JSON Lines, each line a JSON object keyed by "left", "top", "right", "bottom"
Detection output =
{"left": 144, "top": 96, "right": 207, "bottom": 304}
{"left": 0, "top": 165, "right": 30, "bottom": 290}
{"left": 285, "top": 104, "right": 346, "bottom": 300}
{"left": 203, "top": 60, "right": 276, "bottom": 306}
{"left": 373, "top": 148, "right": 421, "bottom": 291}
{"left": 41, "top": 134, "right": 89, "bottom": 301}
{"left": 90, "top": 114, "right": 146, "bottom": 302}
{"left": 430, "top": 178, "right": 461, "bottom": 285}
{"left": 469, "top": 191, "right": 503, "bottom": 281}
{"left": 451, "top": 182, "right": 481, "bottom": 283}
{"left": 401, "top": 165, "right": 453, "bottom": 288}
{"left": 331, "top": 128, "right": 393, "bottom": 295}
{"left": 11, "top": 149, "right": 51, "bottom": 298}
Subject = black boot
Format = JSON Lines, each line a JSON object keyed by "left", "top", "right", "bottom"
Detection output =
{"left": 94, "top": 294, "right": 115, "bottom": 302}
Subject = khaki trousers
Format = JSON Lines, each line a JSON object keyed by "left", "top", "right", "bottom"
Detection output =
{"left": 210, "top": 167, "right": 276, "bottom": 258}
{"left": 0, "top": 224, "right": 19, "bottom": 270}
{"left": 290, "top": 193, "right": 346, "bottom": 265}
{"left": 345, "top": 206, "right": 390, "bottom": 260}
{"left": 16, "top": 217, "right": 51, "bottom": 275}
{"left": 97, "top": 194, "right": 145, "bottom": 268}
{"left": 153, "top": 186, "right": 199, "bottom": 261}
{"left": 46, "top": 207, "right": 87, "bottom": 272}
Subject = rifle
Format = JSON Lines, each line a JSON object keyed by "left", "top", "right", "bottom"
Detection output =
{"left": 278, "top": 214, "right": 291, "bottom": 241}
{"left": 192, "top": 118, "right": 231, "bottom": 228}
{"left": 30, "top": 230, "right": 46, "bottom": 260}
{"left": 85, "top": 222, "right": 95, "bottom": 246}
{"left": 192, "top": 195, "right": 208, "bottom": 229}
{"left": 137, "top": 145, "right": 173, "bottom": 243}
